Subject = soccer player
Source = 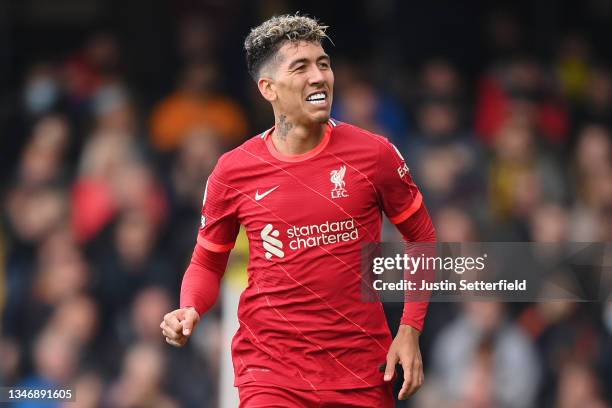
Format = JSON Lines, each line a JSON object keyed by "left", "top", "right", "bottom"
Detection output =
{"left": 160, "top": 14, "right": 436, "bottom": 407}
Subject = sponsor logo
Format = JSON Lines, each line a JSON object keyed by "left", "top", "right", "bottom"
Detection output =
{"left": 261, "top": 224, "right": 284, "bottom": 259}
{"left": 261, "top": 219, "right": 359, "bottom": 259}
{"left": 330, "top": 165, "right": 348, "bottom": 199}
{"left": 287, "top": 218, "right": 359, "bottom": 250}
{"left": 390, "top": 143, "right": 410, "bottom": 178}
{"left": 255, "top": 185, "right": 280, "bottom": 201}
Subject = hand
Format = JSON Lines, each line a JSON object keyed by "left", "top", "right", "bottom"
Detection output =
{"left": 383, "top": 324, "right": 424, "bottom": 400}
{"left": 160, "top": 307, "right": 200, "bottom": 347}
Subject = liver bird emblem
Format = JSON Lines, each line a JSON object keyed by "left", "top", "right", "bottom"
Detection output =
{"left": 330, "top": 165, "right": 347, "bottom": 190}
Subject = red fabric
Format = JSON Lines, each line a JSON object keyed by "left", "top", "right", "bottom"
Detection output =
{"left": 71, "top": 177, "right": 168, "bottom": 243}
{"left": 180, "top": 244, "right": 230, "bottom": 315}
{"left": 62, "top": 56, "right": 102, "bottom": 101}
{"left": 394, "top": 204, "right": 436, "bottom": 332}
{"left": 197, "top": 120, "right": 426, "bottom": 390}
{"left": 474, "top": 75, "right": 569, "bottom": 145}
{"left": 71, "top": 179, "right": 116, "bottom": 243}
{"left": 475, "top": 76, "right": 507, "bottom": 144}
{"left": 538, "top": 102, "right": 569, "bottom": 143}
{"left": 389, "top": 191, "right": 422, "bottom": 224}
{"left": 238, "top": 383, "right": 394, "bottom": 408}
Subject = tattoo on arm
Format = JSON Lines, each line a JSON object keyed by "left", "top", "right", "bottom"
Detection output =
{"left": 277, "top": 114, "right": 293, "bottom": 141}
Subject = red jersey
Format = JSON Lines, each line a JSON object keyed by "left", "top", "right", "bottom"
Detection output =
{"left": 198, "top": 119, "right": 424, "bottom": 390}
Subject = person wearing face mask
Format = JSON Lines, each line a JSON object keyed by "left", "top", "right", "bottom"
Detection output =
{"left": 23, "top": 65, "right": 61, "bottom": 116}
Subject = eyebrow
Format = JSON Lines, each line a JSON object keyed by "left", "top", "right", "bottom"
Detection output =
{"left": 288, "top": 54, "right": 330, "bottom": 70}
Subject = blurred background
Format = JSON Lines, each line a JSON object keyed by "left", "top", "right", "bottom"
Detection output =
{"left": 1, "top": 0, "right": 612, "bottom": 407}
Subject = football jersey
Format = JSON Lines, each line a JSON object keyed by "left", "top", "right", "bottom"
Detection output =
{"left": 198, "top": 119, "right": 423, "bottom": 390}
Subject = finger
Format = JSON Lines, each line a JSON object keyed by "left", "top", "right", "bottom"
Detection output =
{"left": 384, "top": 353, "right": 399, "bottom": 381}
{"left": 181, "top": 311, "right": 198, "bottom": 336}
{"left": 402, "top": 377, "right": 418, "bottom": 398}
{"left": 407, "top": 362, "right": 424, "bottom": 397}
{"left": 400, "top": 356, "right": 423, "bottom": 399}
{"left": 398, "top": 375, "right": 411, "bottom": 400}
{"left": 165, "top": 337, "right": 184, "bottom": 347}
{"left": 409, "top": 352, "right": 424, "bottom": 396}
{"left": 164, "top": 312, "right": 182, "bottom": 333}
{"left": 160, "top": 321, "right": 182, "bottom": 338}
{"left": 398, "top": 355, "right": 415, "bottom": 400}
{"left": 162, "top": 328, "right": 183, "bottom": 341}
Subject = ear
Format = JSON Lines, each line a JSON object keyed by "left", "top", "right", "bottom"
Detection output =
{"left": 257, "top": 77, "right": 277, "bottom": 102}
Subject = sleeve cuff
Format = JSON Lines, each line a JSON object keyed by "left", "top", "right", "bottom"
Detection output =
{"left": 399, "top": 317, "right": 424, "bottom": 333}
{"left": 197, "top": 235, "right": 235, "bottom": 252}
{"left": 389, "top": 192, "right": 423, "bottom": 224}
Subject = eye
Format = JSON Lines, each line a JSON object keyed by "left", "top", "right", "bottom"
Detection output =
{"left": 294, "top": 65, "right": 306, "bottom": 72}
{"left": 319, "top": 61, "right": 330, "bottom": 69}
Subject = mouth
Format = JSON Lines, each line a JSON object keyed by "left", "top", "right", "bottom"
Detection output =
{"left": 305, "top": 91, "right": 328, "bottom": 105}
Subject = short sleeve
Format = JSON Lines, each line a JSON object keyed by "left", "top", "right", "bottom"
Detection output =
{"left": 197, "top": 166, "right": 240, "bottom": 252}
{"left": 375, "top": 138, "right": 423, "bottom": 224}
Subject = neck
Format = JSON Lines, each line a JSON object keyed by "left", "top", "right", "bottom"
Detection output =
{"left": 270, "top": 113, "right": 327, "bottom": 155}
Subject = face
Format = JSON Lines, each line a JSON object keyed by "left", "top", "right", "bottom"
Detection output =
{"left": 259, "top": 41, "right": 334, "bottom": 125}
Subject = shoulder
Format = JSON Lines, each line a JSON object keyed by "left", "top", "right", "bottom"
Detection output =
{"left": 333, "top": 120, "right": 397, "bottom": 156}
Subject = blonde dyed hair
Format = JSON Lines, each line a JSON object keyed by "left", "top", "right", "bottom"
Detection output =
{"left": 244, "top": 14, "right": 329, "bottom": 80}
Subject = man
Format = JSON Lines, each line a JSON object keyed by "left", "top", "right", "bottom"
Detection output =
{"left": 160, "top": 14, "right": 436, "bottom": 407}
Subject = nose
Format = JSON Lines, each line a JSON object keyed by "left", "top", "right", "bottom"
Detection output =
{"left": 308, "top": 66, "right": 325, "bottom": 86}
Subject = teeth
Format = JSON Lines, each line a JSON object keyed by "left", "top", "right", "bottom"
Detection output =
{"left": 307, "top": 92, "right": 326, "bottom": 101}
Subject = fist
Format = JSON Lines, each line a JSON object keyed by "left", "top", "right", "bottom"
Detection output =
{"left": 160, "top": 307, "right": 200, "bottom": 347}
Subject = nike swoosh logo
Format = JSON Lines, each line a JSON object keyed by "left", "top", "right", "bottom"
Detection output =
{"left": 255, "top": 186, "right": 280, "bottom": 201}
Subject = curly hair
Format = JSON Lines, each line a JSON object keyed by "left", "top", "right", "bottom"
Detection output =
{"left": 244, "top": 14, "right": 329, "bottom": 80}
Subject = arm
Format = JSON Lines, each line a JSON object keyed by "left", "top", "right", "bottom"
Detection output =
{"left": 180, "top": 244, "right": 231, "bottom": 314}
{"left": 161, "top": 165, "right": 239, "bottom": 347}
{"left": 161, "top": 244, "right": 231, "bottom": 347}
{"left": 371, "top": 135, "right": 435, "bottom": 398}
{"left": 396, "top": 204, "right": 436, "bottom": 331}
{"left": 384, "top": 204, "right": 436, "bottom": 399}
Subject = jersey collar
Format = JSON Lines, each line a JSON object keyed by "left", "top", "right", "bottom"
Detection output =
{"left": 263, "top": 119, "right": 335, "bottom": 163}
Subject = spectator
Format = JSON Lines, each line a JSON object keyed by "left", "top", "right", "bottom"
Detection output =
{"left": 62, "top": 32, "right": 122, "bottom": 107}
{"left": 475, "top": 57, "right": 569, "bottom": 145}
{"left": 487, "top": 120, "right": 566, "bottom": 238}
{"left": 60, "top": 371, "right": 104, "bottom": 408}
{"left": 150, "top": 61, "right": 248, "bottom": 152}
{"left": 555, "top": 362, "right": 608, "bottom": 408}
{"left": 332, "top": 62, "right": 408, "bottom": 145}
{"left": 407, "top": 96, "right": 483, "bottom": 211}
{"left": 569, "top": 125, "right": 612, "bottom": 241}
{"left": 22, "top": 64, "right": 63, "bottom": 117}
{"left": 556, "top": 34, "right": 592, "bottom": 104}
{"left": 106, "top": 342, "right": 178, "bottom": 408}
{"left": 166, "top": 129, "right": 222, "bottom": 269}
{"left": 16, "top": 114, "right": 71, "bottom": 186}
{"left": 571, "top": 67, "right": 612, "bottom": 134}
{"left": 14, "top": 328, "right": 80, "bottom": 408}
{"left": 91, "top": 209, "right": 174, "bottom": 328}
{"left": 426, "top": 302, "right": 541, "bottom": 408}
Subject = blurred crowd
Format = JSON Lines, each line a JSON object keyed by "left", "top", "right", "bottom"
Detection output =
{"left": 1, "top": 2, "right": 612, "bottom": 408}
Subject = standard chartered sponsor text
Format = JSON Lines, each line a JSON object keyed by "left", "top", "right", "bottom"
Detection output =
{"left": 287, "top": 218, "right": 359, "bottom": 250}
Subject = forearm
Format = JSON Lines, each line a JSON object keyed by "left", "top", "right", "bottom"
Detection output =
{"left": 180, "top": 244, "right": 230, "bottom": 315}
{"left": 395, "top": 204, "right": 436, "bottom": 332}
